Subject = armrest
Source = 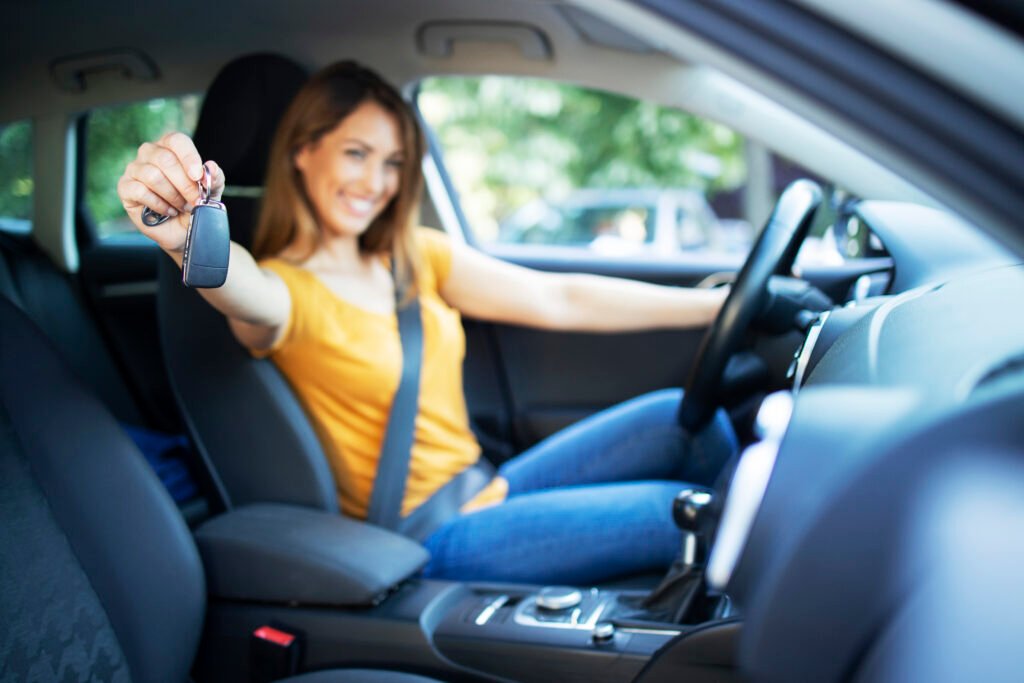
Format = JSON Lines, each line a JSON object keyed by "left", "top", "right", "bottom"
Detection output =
{"left": 194, "top": 503, "right": 430, "bottom": 606}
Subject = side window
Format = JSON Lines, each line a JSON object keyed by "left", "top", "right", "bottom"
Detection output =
{"left": 84, "top": 95, "right": 202, "bottom": 242}
{"left": 0, "top": 120, "right": 33, "bottom": 234}
{"left": 417, "top": 76, "right": 851, "bottom": 266}
{"left": 417, "top": 77, "right": 750, "bottom": 260}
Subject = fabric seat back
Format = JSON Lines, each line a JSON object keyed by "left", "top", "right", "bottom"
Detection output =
{"left": 157, "top": 54, "right": 339, "bottom": 512}
{"left": 0, "top": 297, "right": 205, "bottom": 683}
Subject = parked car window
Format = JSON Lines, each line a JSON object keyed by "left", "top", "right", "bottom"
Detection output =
{"left": 0, "top": 119, "right": 33, "bottom": 234}
{"left": 84, "top": 95, "right": 201, "bottom": 241}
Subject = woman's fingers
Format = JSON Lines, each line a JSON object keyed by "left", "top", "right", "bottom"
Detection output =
{"left": 117, "top": 174, "right": 180, "bottom": 218}
{"left": 159, "top": 131, "right": 205, "bottom": 182}
{"left": 124, "top": 159, "right": 189, "bottom": 213}
{"left": 117, "top": 132, "right": 227, "bottom": 251}
{"left": 137, "top": 141, "right": 198, "bottom": 211}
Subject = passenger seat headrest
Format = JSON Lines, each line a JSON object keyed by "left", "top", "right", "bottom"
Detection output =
{"left": 192, "top": 53, "right": 309, "bottom": 187}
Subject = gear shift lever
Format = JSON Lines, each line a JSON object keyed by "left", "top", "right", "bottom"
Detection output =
{"left": 674, "top": 489, "right": 714, "bottom": 568}
{"left": 633, "top": 488, "right": 716, "bottom": 621}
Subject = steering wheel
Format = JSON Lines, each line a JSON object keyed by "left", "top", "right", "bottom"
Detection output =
{"left": 678, "top": 179, "right": 824, "bottom": 432}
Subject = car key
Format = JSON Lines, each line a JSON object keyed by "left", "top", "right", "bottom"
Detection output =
{"left": 141, "top": 164, "right": 230, "bottom": 288}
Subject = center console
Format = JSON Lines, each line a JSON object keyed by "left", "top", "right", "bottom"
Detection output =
{"left": 192, "top": 491, "right": 740, "bottom": 682}
{"left": 432, "top": 582, "right": 736, "bottom": 682}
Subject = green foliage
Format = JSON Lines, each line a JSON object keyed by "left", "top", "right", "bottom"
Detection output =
{"left": 419, "top": 77, "right": 745, "bottom": 238}
{"left": 0, "top": 120, "right": 33, "bottom": 221}
{"left": 86, "top": 95, "right": 201, "bottom": 236}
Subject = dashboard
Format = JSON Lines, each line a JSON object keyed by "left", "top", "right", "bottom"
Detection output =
{"left": 705, "top": 200, "right": 1024, "bottom": 679}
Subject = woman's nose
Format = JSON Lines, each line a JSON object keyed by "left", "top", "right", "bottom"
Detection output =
{"left": 357, "top": 160, "right": 387, "bottom": 194}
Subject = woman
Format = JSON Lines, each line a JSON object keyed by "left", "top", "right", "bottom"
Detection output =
{"left": 117, "top": 61, "right": 736, "bottom": 584}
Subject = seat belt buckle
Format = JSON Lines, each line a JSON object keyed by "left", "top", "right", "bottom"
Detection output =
{"left": 250, "top": 624, "right": 301, "bottom": 683}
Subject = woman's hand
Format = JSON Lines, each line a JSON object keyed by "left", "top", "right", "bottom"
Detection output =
{"left": 116, "top": 131, "right": 225, "bottom": 253}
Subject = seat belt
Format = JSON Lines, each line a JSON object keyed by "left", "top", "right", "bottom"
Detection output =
{"left": 367, "top": 262, "right": 496, "bottom": 537}
{"left": 366, "top": 272, "right": 424, "bottom": 532}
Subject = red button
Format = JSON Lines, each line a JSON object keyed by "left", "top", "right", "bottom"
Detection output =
{"left": 253, "top": 626, "right": 296, "bottom": 647}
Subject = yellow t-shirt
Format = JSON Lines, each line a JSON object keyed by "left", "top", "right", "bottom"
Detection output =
{"left": 254, "top": 228, "right": 485, "bottom": 518}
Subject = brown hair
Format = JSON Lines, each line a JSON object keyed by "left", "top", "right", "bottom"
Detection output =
{"left": 253, "top": 61, "right": 425, "bottom": 298}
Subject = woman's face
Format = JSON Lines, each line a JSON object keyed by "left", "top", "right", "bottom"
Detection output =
{"left": 294, "top": 99, "right": 404, "bottom": 240}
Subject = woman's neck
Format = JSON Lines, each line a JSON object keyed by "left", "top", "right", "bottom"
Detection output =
{"left": 286, "top": 232, "right": 370, "bottom": 274}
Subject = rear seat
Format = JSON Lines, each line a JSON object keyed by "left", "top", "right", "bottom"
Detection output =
{"left": 0, "top": 230, "right": 209, "bottom": 523}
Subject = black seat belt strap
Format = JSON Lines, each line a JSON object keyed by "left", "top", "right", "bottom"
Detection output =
{"left": 366, "top": 269, "right": 423, "bottom": 531}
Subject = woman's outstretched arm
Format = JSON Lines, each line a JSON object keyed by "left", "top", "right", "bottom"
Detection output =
{"left": 441, "top": 239, "right": 727, "bottom": 332}
{"left": 117, "top": 131, "right": 291, "bottom": 350}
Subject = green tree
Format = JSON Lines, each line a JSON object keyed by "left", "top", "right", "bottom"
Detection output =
{"left": 419, "top": 77, "right": 745, "bottom": 235}
{"left": 86, "top": 95, "right": 200, "bottom": 236}
{"left": 0, "top": 120, "right": 34, "bottom": 222}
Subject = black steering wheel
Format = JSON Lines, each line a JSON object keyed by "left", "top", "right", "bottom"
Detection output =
{"left": 678, "top": 179, "right": 824, "bottom": 432}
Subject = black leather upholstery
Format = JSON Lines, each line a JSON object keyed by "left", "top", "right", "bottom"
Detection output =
{"left": 158, "top": 54, "right": 341, "bottom": 512}
{"left": 0, "top": 296, "right": 204, "bottom": 682}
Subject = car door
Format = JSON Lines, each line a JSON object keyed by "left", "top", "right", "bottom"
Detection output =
{"left": 416, "top": 75, "right": 880, "bottom": 461}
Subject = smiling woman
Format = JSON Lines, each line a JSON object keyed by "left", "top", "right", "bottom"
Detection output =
{"left": 116, "top": 56, "right": 737, "bottom": 586}
{"left": 3, "top": 0, "right": 1024, "bottom": 681}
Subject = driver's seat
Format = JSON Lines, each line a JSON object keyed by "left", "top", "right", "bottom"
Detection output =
{"left": 0, "top": 296, "right": 441, "bottom": 682}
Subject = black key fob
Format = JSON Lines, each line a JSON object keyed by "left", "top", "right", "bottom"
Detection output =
{"left": 182, "top": 200, "right": 230, "bottom": 288}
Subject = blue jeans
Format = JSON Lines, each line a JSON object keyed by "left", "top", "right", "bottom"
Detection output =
{"left": 421, "top": 388, "right": 737, "bottom": 584}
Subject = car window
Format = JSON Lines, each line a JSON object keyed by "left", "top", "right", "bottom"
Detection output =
{"left": 417, "top": 76, "right": 750, "bottom": 260}
{"left": 83, "top": 95, "right": 202, "bottom": 242}
{"left": 0, "top": 119, "right": 33, "bottom": 234}
{"left": 417, "top": 76, "right": 872, "bottom": 267}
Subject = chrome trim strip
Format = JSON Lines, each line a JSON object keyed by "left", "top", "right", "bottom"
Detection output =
{"left": 474, "top": 595, "right": 509, "bottom": 626}
{"left": 618, "top": 627, "right": 683, "bottom": 636}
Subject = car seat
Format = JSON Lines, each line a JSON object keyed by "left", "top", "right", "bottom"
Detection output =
{"left": 0, "top": 295, "right": 441, "bottom": 682}
{"left": 157, "top": 53, "right": 341, "bottom": 513}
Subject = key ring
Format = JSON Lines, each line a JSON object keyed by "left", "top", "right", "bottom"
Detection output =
{"left": 141, "top": 163, "right": 212, "bottom": 226}
{"left": 198, "top": 163, "right": 212, "bottom": 203}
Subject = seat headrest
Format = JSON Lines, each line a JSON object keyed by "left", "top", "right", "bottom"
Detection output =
{"left": 192, "top": 53, "right": 309, "bottom": 187}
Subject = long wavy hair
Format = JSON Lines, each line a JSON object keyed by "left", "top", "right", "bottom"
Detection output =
{"left": 253, "top": 61, "right": 425, "bottom": 298}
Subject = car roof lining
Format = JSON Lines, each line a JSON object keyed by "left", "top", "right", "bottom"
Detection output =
{"left": 0, "top": 0, "right": 991, "bottom": 271}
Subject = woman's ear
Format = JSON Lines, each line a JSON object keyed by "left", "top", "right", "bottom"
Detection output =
{"left": 293, "top": 144, "right": 310, "bottom": 173}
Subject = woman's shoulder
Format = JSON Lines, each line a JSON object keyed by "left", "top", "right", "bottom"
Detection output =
{"left": 258, "top": 256, "right": 317, "bottom": 294}
{"left": 414, "top": 227, "right": 454, "bottom": 286}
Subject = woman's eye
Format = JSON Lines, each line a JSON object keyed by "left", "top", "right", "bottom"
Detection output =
{"left": 386, "top": 159, "right": 404, "bottom": 170}
{"left": 344, "top": 148, "right": 367, "bottom": 160}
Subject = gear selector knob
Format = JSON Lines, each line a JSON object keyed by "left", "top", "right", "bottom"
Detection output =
{"left": 673, "top": 489, "right": 714, "bottom": 532}
{"left": 673, "top": 489, "right": 714, "bottom": 566}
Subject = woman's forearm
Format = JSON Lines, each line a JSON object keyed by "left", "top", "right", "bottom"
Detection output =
{"left": 163, "top": 240, "right": 290, "bottom": 328}
{"left": 554, "top": 272, "right": 727, "bottom": 332}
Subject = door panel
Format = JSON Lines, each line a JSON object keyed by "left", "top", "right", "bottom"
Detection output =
{"left": 462, "top": 248, "right": 890, "bottom": 462}
{"left": 462, "top": 249, "right": 731, "bottom": 461}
